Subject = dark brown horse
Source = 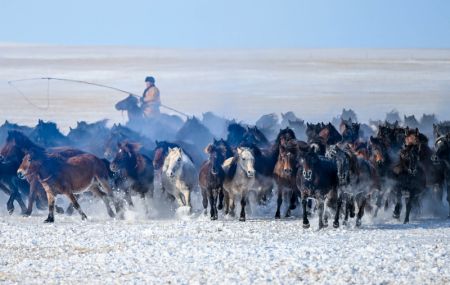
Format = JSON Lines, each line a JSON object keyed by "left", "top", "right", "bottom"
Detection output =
{"left": 199, "top": 141, "right": 228, "bottom": 220}
{"left": 110, "top": 142, "right": 154, "bottom": 206}
{"left": 18, "top": 149, "right": 120, "bottom": 223}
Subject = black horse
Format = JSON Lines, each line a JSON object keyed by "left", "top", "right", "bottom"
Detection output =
{"left": 433, "top": 134, "right": 450, "bottom": 217}
{"left": 392, "top": 144, "right": 426, "bottom": 223}
{"left": 297, "top": 149, "right": 341, "bottom": 229}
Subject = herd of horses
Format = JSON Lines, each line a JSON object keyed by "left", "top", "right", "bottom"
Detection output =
{"left": 0, "top": 101, "right": 449, "bottom": 229}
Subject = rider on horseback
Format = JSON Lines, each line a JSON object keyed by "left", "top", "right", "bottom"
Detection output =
{"left": 141, "top": 76, "right": 161, "bottom": 117}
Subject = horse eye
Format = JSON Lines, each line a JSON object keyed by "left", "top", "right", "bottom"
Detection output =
{"left": 177, "top": 158, "right": 181, "bottom": 162}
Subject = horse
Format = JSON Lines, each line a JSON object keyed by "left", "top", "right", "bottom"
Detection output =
{"left": 273, "top": 140, "right": 299, "bottom": 219}
{"left": 0, "top": 120, "right": 33, "bottom": 146}
{"left": 392, "top": 144, "right": 427, "bottom": 223}
{"left": 340, "top": 118, "right": 360, "bottom": 144}
{"left": 103, "top": 124, "right": 155, "bottom": 160}
{"left": 222, "top": 147, "right": 256, "bottom": 221}
{"left": 67, "top": 119, "right": 110, "bottom": 157}
{"left": 110, "top": 142, "right": 154, "bottom": 207}
{"left": 433, "top": 134, "right": 450, "bottom": 217}
{"left": 199, "top": 142, "right": 227, "bottom": 220}
{"left": 115, "top": 94, "right": 183, "bottom": 139}
{"left": 153, "top": 140, "right": 204, "bottom": 171}
{"left": 17, "top": 149, "right": 120, "bottom": 223}
{"left": 255, "top": 113, "right": 280, "bottom": 141}
{"left": 161, "top": 147, "right": 197, "bottom": 211}
{"left": 297, "top": 149, "right": 341, "bottom": 229}
{"left": 226, "top": 122, "right": 247, "bottom": 148}
{"left": 28, "top": 119, "right": 71, "bottom": 147}
{"left": 201, "top": 112, "right": 230, "bottom": 139}
{"left": 242, "top": 126, "right": 271, "bottom": 149}
{"left": 176, "top": 116, "right": 214, "bottom": 150}
{"left": 327, "top": 144, "right": 380, "bottom": 226}
{"left": 0, "top": 131, "right": 84, "bottom": 215}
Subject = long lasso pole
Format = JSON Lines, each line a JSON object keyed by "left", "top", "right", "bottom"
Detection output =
{"left": 7, "top": 77, "right": 190, "bottom": 118}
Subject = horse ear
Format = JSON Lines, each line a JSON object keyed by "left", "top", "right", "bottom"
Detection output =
{"left": 204, "top": 144, "right": 212, "bottom": 154}
{"left": 415, "top": 128, "right": 419, "bottom": 135}
{"left": 237, "top": 147, "right": 243, "bottom": 154}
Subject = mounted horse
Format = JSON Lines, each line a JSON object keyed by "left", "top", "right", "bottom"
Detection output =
{"left": 115, "top": 94, "right": 183, "bottom": 140}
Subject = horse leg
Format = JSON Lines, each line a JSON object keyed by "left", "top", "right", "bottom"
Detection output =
{"left": 404, "top": 194, "right": 412, "bottom": 224}
{"left": 239, "top": 195, "right": 246, "bottom": 222}
{"left": 275, "top": 187, "right": 282, "bottom": 219}
{"left": 202, "top": 187, "right": 209, "bottom": 216}
{"left": 333, "top": 192, "right": 342, "bottom": 228}
{"left": 343, "top": 194, "right": 350, "bottom": 226}
{"left": 224, "top": 191, "right": 230, "bottom": 215}
{"left": 289, "top": 189, "right": 298, "bottom": 210}
{"left": 356, "top": 194, "right": 366, "bottom": 227}
{"left": 318, "top": 198, "right": 325, "bottom": 230}
{"left": 44, "top": 192, "right": 55, "bottom": 223}
{"left": 90, "top": 185, "right": 115, "bottom": 218}
{"left": 285, "top": 189, "right": 293, "bottom": 218}
{"left": 229, "top": 193, "right": 235, "bottom": 217}
{"left": 98, "top": 177, "right": 123, "bottom": 216}
{"left": 66, "top": 193, "right": 88, "bottom": 221}
{"left": 301, "top": 197, "right": 310, "bottom": 228}
{"left": 23, "top": 188, "right": 37, "bottom": 217}
{"left": 218, "top": 187, "right": 224, "bottom": 210}
{"left": 209, "top": 188, "right": 218, "bottom": 220}
{"left": 393, "top": 188, "right": 402, "bottom": 219}
{"left": 447, "top": 182, "right": 450, "bottom": 218}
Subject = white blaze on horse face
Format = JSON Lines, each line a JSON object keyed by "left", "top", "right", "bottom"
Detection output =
{"left": 237, "top": 147, "right": 255, "bottom": 178}
{"left": 164, "top": 147, "right": 184, "bottom": 178}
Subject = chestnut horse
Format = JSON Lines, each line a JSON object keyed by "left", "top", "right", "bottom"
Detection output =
{"left": 18, "top": 149, "right": 120, "bottom": 223}
{"left": 0, "top": 130, "right": 84, "bottom": 215}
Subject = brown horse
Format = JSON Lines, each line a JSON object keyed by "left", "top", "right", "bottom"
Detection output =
{"left": 273, "top": 140, "right": 299, "bottom": 219}
{"left": 0, "top": 131, "right": 85, "bottom": 215}
{"left": 17, "top": 149, "right": 119, "bottom": 223}
{"left": 110, "top": 142, "right": 154, "bottom": 206}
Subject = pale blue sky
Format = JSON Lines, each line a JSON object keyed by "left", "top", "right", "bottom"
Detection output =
{"left": 1, "top": 0, "right": 449, "bottom": 48}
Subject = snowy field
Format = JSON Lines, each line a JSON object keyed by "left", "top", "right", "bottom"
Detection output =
{"left": 0, "top": 206, "right": 449, "bottom": 284}
{"left": 0, "top": 45, "right": 449, "bottom": 284}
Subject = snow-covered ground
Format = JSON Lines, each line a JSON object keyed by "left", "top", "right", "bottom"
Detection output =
{"left": 0, "top": 189, "right": 449, "bottom": 284}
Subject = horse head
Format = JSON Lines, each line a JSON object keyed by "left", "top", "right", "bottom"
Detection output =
{"left": 236, "top": 147, "right": 256, "bottom": 178}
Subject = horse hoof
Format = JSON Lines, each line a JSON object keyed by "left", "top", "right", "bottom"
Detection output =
{"left": 403, "top": 220, "right": 409, "bottom": 224}
{"left": 22, "top": 211, "right": 31, "bottom": 217}
{"left": 218, "top": 204, "right": 223, "bottom": 210}
{"left": 356, "top": 220, "right": 362, "bottom": 227}
{"left": 303, "top": 222, "right": 310, "bottom": 229}
{"left": 343, "top": 220, "right": 348, "bottom": 226}
{"left": 7, "top": 207, "right": 14, "bottom": 215}
{"left": 210, "top": 216, "right": 218, "bottom": 221}
{"left": 393, "top": 213, "right": 400, "bottom": 219}
{"left": 44, "top": 217, "right": 54, "bottom": 223}
{"left": 81, "top": 214, "right": 88, "bottom": 221}
{"left": 275, "top": 215, "right": 281, "bottom": 220}
{"left": 333, "top": 221, "right": 340, "bottom": 228}
{"left": 239, "top": 217, "right": 246, "bottom": 222}
{"left": 350, "top": 213, "right": 355, "bottom": 218}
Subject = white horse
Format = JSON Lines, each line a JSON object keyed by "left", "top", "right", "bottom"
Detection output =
{"left": 162, "top": 147, "right": 198, "bottom": 211}
{"left": 222, "top": 147, "right": 256, "bottom": 221}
